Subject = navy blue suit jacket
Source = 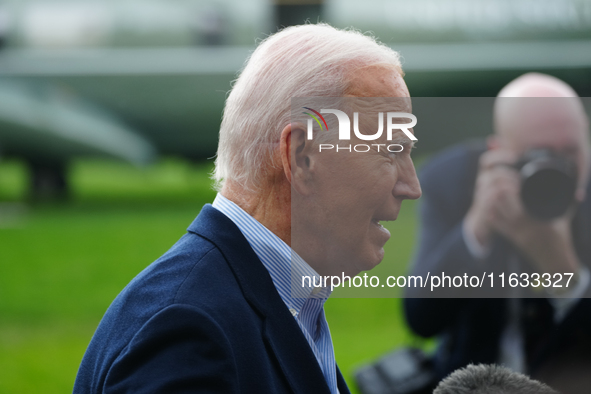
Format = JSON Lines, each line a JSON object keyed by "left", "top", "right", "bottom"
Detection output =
{"left": 74, "top": 205, "right": 350, "bottom": 393}
{"left": 404, "top": 142, "right": 591, "bottom": 379}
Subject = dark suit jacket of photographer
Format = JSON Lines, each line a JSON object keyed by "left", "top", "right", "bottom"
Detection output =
{"left": 404, "top": 141, "right": 591, "bottom": 381}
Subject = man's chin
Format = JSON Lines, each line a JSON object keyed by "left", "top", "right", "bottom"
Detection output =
{"left": 373, "top": 248, "right": 386, "bottom": 268}
{"left": 358, "top": 247, "right": 386, "bottom": 273}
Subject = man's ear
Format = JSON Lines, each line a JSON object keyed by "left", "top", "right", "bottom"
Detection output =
{"left": 280, "top": 123, "right": 314, "bottom": 194}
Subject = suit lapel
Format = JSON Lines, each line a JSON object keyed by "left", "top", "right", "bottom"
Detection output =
{"left": 263, "top": 314, "right": 332, "bottom": 393}
{"left": 188, "top": 205, "right": 335, "bottom": 394}
{"left": 336, "top": 365, "right": 352, "bottom": 394}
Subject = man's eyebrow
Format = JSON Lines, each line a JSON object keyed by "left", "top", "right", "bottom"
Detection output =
{"left": 389, "top": 137, "right": 417, "bottom": 149}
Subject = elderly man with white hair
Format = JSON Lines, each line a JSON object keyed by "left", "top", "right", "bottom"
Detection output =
{"left": 74, "top": 23, "right": 421, "bottom": 393}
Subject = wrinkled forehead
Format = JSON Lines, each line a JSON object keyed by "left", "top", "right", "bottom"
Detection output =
{"left": 345, "top": 64, "right": 409, "bottom": 99}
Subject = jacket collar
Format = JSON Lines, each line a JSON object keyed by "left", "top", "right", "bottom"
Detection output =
{"left": 188, "top": 204, "right": 350, "bottom": 394}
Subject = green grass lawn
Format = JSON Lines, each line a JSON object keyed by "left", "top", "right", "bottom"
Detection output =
{"left": 0, "top": 158, "right": 427, "bottom": 393}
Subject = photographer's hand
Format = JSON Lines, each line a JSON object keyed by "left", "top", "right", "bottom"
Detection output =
{"left": 464, "top": 149, "right": 519, "bottom": 253}
{"left": 465, "top": 148, "right": 581, "bottom": 275}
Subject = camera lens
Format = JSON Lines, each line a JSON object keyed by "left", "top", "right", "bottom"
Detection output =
{"left": 521, "top": 167, "right": 576, "bottom": 220}
{"left": 519, "top": 150, "right": 577, "bottom": 220}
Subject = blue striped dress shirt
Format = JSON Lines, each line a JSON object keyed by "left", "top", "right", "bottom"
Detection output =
{"left": 212, "top": 194, "right": 339, "bottom": 394}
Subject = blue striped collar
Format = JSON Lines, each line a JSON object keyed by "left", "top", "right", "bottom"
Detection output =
{"left": 211, "top": 193, "right": 331, "bottom": 315}
{"left": 212, "top": 193, "right": 339, "bottom": 394}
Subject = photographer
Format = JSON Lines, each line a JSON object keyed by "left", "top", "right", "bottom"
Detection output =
{"left": 404, "top": 73, "right": 591, "bottom": 394}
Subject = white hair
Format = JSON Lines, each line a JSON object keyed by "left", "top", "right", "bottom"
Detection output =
{"left": 212, "top": 23, "right": 403, "bottom": 192}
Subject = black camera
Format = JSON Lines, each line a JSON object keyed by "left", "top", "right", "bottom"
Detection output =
{"left": 515, "top": 149, "right": 577, "bottom": 220}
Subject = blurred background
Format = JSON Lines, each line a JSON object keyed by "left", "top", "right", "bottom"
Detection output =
{"left": 0, "top": 0, "right": 590, "bottom": 392}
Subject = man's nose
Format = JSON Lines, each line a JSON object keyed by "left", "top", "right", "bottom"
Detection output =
{"left": 395, "top": 162, "right": 422, "bottom": 200}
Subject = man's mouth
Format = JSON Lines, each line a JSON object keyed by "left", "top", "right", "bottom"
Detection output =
{"left": 371, "top": 219, "right": 386, "bottom": 229}
{"left": 371, "top": 218, "right": 391, "bottom": 244}
{"left": 371, "top": 218, "right": 393, "bottom": 233}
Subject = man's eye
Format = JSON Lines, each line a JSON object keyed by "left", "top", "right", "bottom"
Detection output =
{"left": 388, "top": 145, "right": 406, "bottom": 155}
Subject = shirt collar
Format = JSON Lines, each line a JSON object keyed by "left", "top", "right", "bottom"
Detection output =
{"left": 211, "top": 194, "right": 331, "bottom": 314}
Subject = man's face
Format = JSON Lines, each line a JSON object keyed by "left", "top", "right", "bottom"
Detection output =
{"left": 292, "top": 66, "right": 422, "bottom": 277}
{"left": 497, "top": 97, "right": 590, "bottom": 197}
